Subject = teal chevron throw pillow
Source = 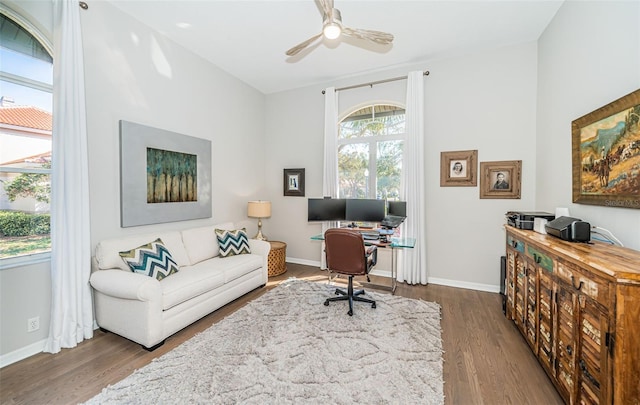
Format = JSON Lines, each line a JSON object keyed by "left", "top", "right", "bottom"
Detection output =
{"left": 119, "top": 238, "right": 179, "bottom": 280}
{"left": 215, "top": 228, "right": 251, "bottom": 257}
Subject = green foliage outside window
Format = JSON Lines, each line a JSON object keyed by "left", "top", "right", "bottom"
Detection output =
{"left": 0, "top": 211, "right": 50, "bottom": 236}
{"left": 3, "top": 163, "right": 51, "bottom": 203}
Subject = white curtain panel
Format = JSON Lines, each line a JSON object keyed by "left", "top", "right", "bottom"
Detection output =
{"left": 320, "top": 87, "right": 339, "bottom": 269}
{"left": 44, "top": 0, "right": 93, "bottom": 354}
{"left": 397, "top": 71, "right": 428, "bottom": 284}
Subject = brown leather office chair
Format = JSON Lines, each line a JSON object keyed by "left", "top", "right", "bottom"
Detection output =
{"left": 323, "top": 228, "right": 377, "bottom": 316}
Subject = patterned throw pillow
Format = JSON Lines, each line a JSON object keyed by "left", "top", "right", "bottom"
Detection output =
{"left": 215, "top": 228, "right": 251, "bottom": 257}
{"left": 119, "top": 238, "right": 179, "bottom": 280}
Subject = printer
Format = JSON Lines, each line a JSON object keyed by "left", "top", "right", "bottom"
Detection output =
{"left": 545, "top": 216, "right": 591, "bottom": 242}
{"left": 506, "top": 211, "right": 555, "bottom": 230}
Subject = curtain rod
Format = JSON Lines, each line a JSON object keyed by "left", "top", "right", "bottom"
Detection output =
{"left": 321, "top": 70, "right": 429, "bottom": 94}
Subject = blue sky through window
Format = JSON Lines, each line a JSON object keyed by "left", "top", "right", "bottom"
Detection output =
{"left": 0, "top": 48, "right": 52, "bottom": 111}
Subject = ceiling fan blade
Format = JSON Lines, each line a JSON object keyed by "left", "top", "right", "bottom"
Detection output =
{"left": 286, "top": 33, "right": 323, "bottom": 56}
{"left": 318, "top": 0, "right": 332, "bottom": 17}
{"left": 342, "top": 27, "right": 394, "bottom": 45}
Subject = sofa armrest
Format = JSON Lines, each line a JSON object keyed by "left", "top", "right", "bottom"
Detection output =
{"left": 90, "top": 270, "right": 161, "bottom": 302}
{"left": 248, "top": 239, "right": 271, "bottom": 258}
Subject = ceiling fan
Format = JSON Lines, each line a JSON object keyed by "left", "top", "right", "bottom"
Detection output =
{"left": 285, "top": 0, "right": 394, "bottom": 56}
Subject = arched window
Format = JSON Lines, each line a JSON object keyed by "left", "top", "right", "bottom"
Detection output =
{"left": 337, "top": 104, "right": 405, "bottom": 200}
{"left": 0, "top": 8, "right": 53, "bottom": 263}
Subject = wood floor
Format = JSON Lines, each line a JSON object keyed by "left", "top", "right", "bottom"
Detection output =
{"left": 0, "top": 263, "right": 563, "bottom": 405}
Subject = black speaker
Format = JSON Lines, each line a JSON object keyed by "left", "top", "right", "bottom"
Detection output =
{"left": 500, "top": 256, "right": 506, "bottom": 314}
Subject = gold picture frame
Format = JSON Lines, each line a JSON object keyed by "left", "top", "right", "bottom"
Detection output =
{"left": 440, "top": 150, "right": 478, "bottom": 187}
{"left": 571, "top": 89, "right": 640, "bottom": 209}
{"left": 479, "top": 160, "right": 522, "bottom": 199}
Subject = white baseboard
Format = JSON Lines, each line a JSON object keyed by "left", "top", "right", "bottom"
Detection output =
{"left": 0, "top": 339, "right": 46, "bottom": 368}
{"left": 286, "top": 257, "right": 499, "bottom": 293}
{"left": 286, "top": 257, "right": 320, "bottom": 267}
{"left": 0, "top": 321, "right": 100, "bottom": 369}
{"left": 428, "top": 277, "right": 500, "bottom": 293}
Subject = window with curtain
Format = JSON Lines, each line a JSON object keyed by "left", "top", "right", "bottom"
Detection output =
{"left": 0, "top": 10, "right": 53, "bottom": 263}
{"left": 337, "top": 104, "right": 405, "bottom": 200}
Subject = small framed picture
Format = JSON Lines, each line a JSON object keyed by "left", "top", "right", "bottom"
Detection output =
{"left": 440, "top": 150, "right": 478, "bottom": 187}
{"left": 479, "top": 160, "right": 522, "bottom": 199}
{"left": 283, "top": 168, "right": 305, "bottom": 197}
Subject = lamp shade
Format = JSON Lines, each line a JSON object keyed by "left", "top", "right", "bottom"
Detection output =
{"left": 247, "top": 201, "right": 271, "bottom": 218}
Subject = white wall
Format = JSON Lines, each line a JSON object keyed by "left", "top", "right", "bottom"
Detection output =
{"left": 82, "top": 1, "right": 267, "bottom": 247}
{"left": 1, "top": 0, "right": 267, "bottom": 363}
{"left": 536, "top": 0, "right": 640, "bottom": 249}
{"left": 265, "top": 42, "right": 539, "bottom": 291}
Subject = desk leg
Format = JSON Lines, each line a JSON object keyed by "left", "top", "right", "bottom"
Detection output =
{"left": 391, "top": 247, "right": 397, "bottom": 294}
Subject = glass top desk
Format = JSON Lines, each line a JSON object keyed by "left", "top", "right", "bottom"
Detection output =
{"left": 311, "top": 233, "right": 416, "bottom": 294}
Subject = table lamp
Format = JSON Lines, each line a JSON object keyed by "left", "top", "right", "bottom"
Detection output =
{"left": 247, "top": 200, "right": 271, "bottom": 241}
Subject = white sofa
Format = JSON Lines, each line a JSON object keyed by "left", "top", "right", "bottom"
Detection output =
{"left": 90, "top": 222, "right": 270, "bottom": 349}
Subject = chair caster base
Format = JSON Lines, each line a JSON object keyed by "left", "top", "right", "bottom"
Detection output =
{"left": 347, "top": 310, "right": 353, "bottom": 316}
{"left": 372, "top": 303, "right": 376, "bottom": 309}
{"left": 324, "top": 300, "right": 330, "bottom": 306}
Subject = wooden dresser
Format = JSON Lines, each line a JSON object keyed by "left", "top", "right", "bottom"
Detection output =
{"left": 504, "top": 227, "right": 640, "bottom": 405}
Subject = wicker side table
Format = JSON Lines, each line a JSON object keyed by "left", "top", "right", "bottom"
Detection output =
{"left": 267, "top": 241, "right": 287, "bottom": 277}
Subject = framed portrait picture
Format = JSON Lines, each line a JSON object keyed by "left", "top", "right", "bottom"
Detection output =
{"left": 571, "top": 89, "right": 640, "bottom": 209}
{"left": 283, "top": 168, "right": 305, "bottom": 197}
{"left": 479, "top": 160, "right": 522, "bottom": 199}
{"left": 440, "top": 150, "right": 478, "bottom": 187}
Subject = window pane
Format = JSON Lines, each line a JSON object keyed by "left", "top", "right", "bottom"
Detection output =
{"left": 0, "top": 10, "right": 53, "bottom": 261}
{"left": 377, "top": 140, "right": 403, "bottom": 200}
{"left": 0, "top": 170, "right": 51, "bottom": 258}
{"left": 0, "top": 79, "right": 52, "bottom": 112}
{"left": 0, "top": 14, "right": 52, "bottom": 64}
{"left": 338, "top": 143, "right": 369, "bottom": 198}
{"left": 381, "top": 113, "right": 406, "bottom": 135}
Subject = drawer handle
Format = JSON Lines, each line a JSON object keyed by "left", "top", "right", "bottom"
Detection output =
{"left": 511, "top": 240, "right": 518, "bottom": 248}
{"left": 533, "top": 253, "right": 541, "bottom": 264}
{"left": 566, "top": 345, "right": 573, "bottom": 356}
{"left": 571, "top": 275, "right": 584, "bottom": 291}
{"left": 579, "top": 359, "right": 600, "bottom": 389}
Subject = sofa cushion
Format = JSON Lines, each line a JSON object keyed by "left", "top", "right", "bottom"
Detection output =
{"left": 181, "top": 222, "right": 234, "bottom": 265}
{"left": 220, "top": 254, "right": 263, "bottom": 283}
{"left": 215, "top": 228, "right": 251, "bottom": 257}
{"left": 96, "top": 231, "right": 189, "bottom": 271}
{"left": 119, "top": 238, "right": 179, "bottom": 280}
{"left": 160, "top": 263, "right": 225, "bottom": 310}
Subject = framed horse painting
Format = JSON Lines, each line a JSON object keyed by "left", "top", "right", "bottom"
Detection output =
{"left": 572, "top": 89, "right": 640, "bottom": 209}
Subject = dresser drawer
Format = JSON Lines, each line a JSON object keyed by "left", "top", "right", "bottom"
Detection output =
{"left": 556, "top": 260, "right": 610, "bottom": 308}
{"left": 506, "top": 233, "right": 525, "bottom": 253}
{"left": 526, "top": 244, "right": 554, "bottom": 273}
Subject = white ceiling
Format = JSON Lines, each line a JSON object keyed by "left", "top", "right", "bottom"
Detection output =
{"left": 108, "top": 0, "right": 564, "bottom": 94}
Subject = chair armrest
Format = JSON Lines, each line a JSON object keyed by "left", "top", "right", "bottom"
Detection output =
{"left": 366, "top": 245, "right": 378, "bottom": 267}
{"left": 90, "top": 270, "right": 161, "bottom": 302}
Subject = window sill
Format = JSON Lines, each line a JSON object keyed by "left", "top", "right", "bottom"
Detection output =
{"left": 0, "top": 252, "right": 51, "bottom": 270}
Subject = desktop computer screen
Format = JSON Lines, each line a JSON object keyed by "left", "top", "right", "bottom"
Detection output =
{"left": 307, "top": 198, "right": 346, "bottom": 221}
{"left": 345, "top": 199, "right": 386, "bottom": 223}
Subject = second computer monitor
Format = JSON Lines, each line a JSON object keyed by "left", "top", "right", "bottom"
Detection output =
{"left": 345, "top": 199, "right": 386, "bottom": 223}
{"left": 388, "top": 200, "right": 407, "bottom": 217}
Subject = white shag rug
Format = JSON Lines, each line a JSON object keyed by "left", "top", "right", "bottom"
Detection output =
{"left": 85, "top": 278, "right": 444, "bottom": 404}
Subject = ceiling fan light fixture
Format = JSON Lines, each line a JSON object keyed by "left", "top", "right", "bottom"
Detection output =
{"left": 323, "top": 23, "right": 342, "bottom": 39}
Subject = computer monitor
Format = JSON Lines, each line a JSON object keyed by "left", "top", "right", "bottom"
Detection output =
{"left": 388, "top": 201, "right": 407, "bottom": 217}
{"left": 344, "top": 199, "right": 386, "bottom": 223}
{"left": 307, "top": 198, "right": 346, "bottom": 221}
